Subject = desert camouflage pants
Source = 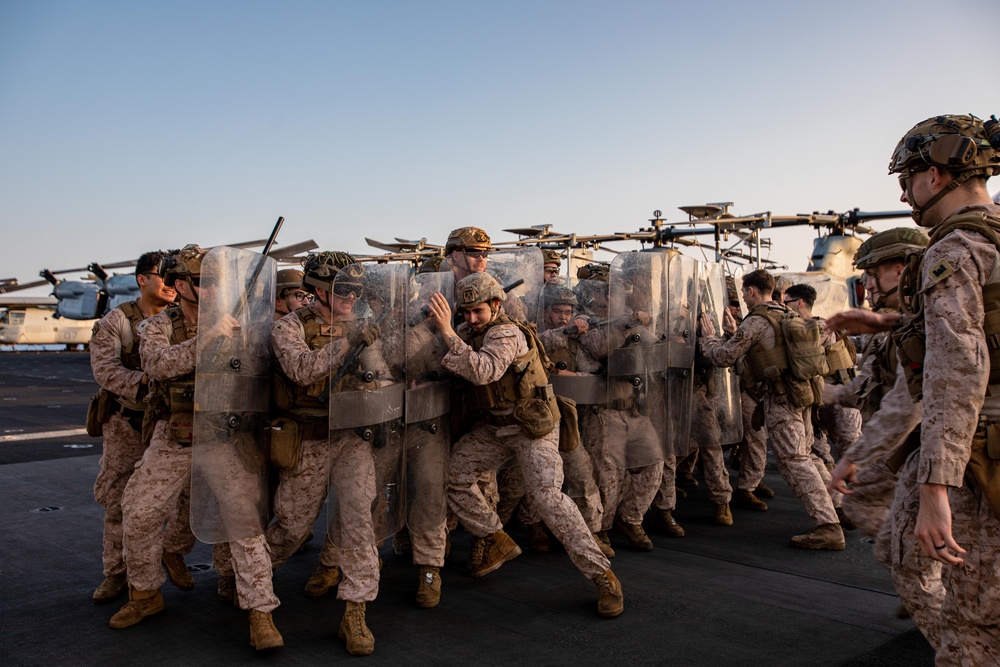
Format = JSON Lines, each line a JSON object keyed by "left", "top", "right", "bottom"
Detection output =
{"left": 887, "top": 451, "right": 946, "bottom": 650}
{"left": 448, "top": 422, "right": 610, "bottom": 578}
{"left": 94, "top": 414, "right": 194, "bottom": 577}
{"left": 267, "top": 432, "right": 380, "bottom": 602}
{"left": 737, "top": 391, "right": 767, "bottom": 492}
{"left": 764, "top": 396, "right": 839, "bottom": 527}
{"left": 121, "top": 421, "right": 278, "bottom": 612}
{"left": 581, "top": 408, "right": 662, "bottom": 525}
{"left": 841, "top": 457, "right": 897, "bottom": 566}
{"left": 405, "top": 423, "right": 449, "bottom": 567}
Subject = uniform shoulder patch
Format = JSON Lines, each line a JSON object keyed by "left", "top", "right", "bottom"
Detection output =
{"left": 731, "top": 329, "right": 745, "bottom": 342}
{"left": 928, "top": 259, "right": 955, "bottom": 284}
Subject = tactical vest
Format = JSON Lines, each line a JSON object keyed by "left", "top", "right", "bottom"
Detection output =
{"left": 273, "top": 306, "right": 373, "bottom": 420}
{"left": 459, "top": 313, "right": 553, "bottom": 412}
{"left": 743, "top": 303, "right": 819, "bottom": 407}
{"left": 548, "top": 337, "right": 578, "bottom": 373}
{"left": 117, "top": 300, "right": 145, "bottom": 373}
{"left": 821, "top": 319, "right": 857, "bottom": 385}
{"left": 857, "top": 330, "right": 898, "bottom": 420}
{"left": 895, "top": 209, "right": 1000, "bottom": 402}
{"left": 141, "top": 306, "right": 197, "bottom": 445}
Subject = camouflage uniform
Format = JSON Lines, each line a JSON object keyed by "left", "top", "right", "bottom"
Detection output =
{"left": 685, "top": 376, "right": 732, "bottom": 504}
{"left": 700, "top": 308, "right": 839, "bottom": 528}
{"left": 444, "top": 320, "right": 611, "bottom": 578}
{"left": 903, "top": 211, "right": 1000, "bottom": 662}
{"left": 268, "top": 304, "right": 382, "bottom": 602}
{"left": 90, "top": 303, "right": 195, "bottom": 580}
{"left": 123, "top": 308, "right": 278, "bottom": 613}
{"left": 736, "top": 390, "right": 768, "bottom": 492}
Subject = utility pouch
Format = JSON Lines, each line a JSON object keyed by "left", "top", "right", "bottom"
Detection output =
{"left": 555, "top": 394, "right": 580, "bottom": 452}
{"left": 784, "top": 376, "right": 816, "bottom": 409}
{"left": 967, "top": 422, "right": 1000, "bottom": 521}
{"left": 892, "top": 321, "right": 926, "bottom": 402}
{"left": 85, "top": 389, "right": 113, "bottom": 437}
{"left": 513, "top": 395, "right": 558, "bottom": 439}
{"left": 269, "top": 417, "right": 302, "bottom": 470}
{"left": 168, "top": 412, "right": 194, "bottom": 445}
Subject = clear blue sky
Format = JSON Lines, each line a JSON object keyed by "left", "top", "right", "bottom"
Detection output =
{"left": 2, "top": 0, "right": 998, "bottom": 291}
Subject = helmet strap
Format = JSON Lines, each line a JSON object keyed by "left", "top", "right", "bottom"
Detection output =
{"left": 178, "top": 277, "right": 199, "bottom": 306}
{"left": 909, "top": 170, "right": 972, "bottom": 226}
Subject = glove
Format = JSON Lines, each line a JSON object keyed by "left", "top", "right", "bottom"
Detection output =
{"left": 350, "top": 322, "right": 381, "bottom": 348}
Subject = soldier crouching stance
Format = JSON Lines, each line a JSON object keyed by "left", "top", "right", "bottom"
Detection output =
{"left": 427, "top": 272, "right": 624, "bottom": 618}
{"left": 113, "top": 245, "right": 283, "bottom": 650}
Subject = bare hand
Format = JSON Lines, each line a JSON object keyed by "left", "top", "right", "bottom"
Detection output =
{"left": 427, "top": 293, "right": 455, "bottom": 338}
{"left": 699, "top": 312, "right": 717, "bottom": 337}
{"left": 722, "top": 308, "right": 738, "bottom": 335}
{"left": 633, "top": 310, "right": 651, "bottom": 326}
{"left": 569, "top": 317, "right": 589, "bottom": 336}
{"left": 914, "top": 483, "right": 966, "bottom": 564}
{"left": 207, "top": 314, "right": 240, "bottom": 339}
{"left": 829, "top": 457, "right": 857, "bottom": 495}
{"left": 825, "top": 309, "right": 898, "bottom": 335}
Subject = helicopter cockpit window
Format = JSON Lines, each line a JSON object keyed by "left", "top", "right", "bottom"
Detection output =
{"left": 2, "top": 311, "right": 25, "bottom": 325}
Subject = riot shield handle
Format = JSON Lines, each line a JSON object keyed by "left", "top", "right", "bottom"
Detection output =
{"left": 322, "top": 305, "right": 392, "bottom": 403}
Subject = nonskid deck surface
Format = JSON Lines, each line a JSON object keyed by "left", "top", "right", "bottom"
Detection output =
{"left": 0, "top": 352, "right": 933, "bottom": 666}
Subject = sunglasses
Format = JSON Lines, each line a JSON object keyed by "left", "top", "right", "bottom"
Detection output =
{"left": 462, "top": 249, "right": 489, "bottom": 259}
{"left": 189, "top": 276, "right": 204, "bottom": 287}
{"left": 332, "top": 283, "right": 364, "bottom": 299}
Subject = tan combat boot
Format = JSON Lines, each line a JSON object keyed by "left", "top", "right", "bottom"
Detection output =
{"left": 467, "top": 535, "right": 486, "bottom": 572}
{"left": 162, "top": 551, "right": 195, "bottom": 591}
{"left": 734, "top": 488, "right": 768, "bottom": 511}
{"left": 594, "top": 531, "right": 615, "bottom": 559}
{"left": 109, "top": 588, "right": 165, "bottom": 629}
{"left": 593, "top": 569, "right": 624, "bottom": 618}
{"left": 472, "top": 530, "right": 522, "bottom": 578}
{"left": 754, "top": 482, "right": 775, "bottom": 498}
{"left": 714, "top": 502, "right": 733, "bottom": 526}
{"left": 93, "top": 572, "right": 127, "bottom": 604}
{"left": 660, "top": 510, "right": 686, "bottom": 538}
{"left": 614, "top": 518, "right": 653, "bottom": 551}
{"left": 789, "top": 523, "right": 846, "bottom": 550}
{"left": 249, "top": 610, "right": 284, "bottom": 650}
{"left": 338, "top": 601, "right": 375, "bottom": 656}
{"left": 217, "top": 574, "right": 236, "bottom": 602}
{"left": 304, "top": 564, "right": 341, "bottom": 597}
{"left": 527, "top": 523, "right": 551, "bottom": 553}
{"left": 415, "top": 566, "right": 442, "bottom": 609}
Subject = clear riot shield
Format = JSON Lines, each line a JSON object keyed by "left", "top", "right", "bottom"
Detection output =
{"left": 192, "top": 246, "right": 275, "bottom": 543}
{"left": 485, "top": 246, "right": 544, "bottom": 325}
{"left": 404, "top": 271, "right": 453, "bottom": 538}
{"left": 698, "top": 263, "right": 742, "bottom": 446}
{"left": 606, "top": 251, "right": 670, "bottom": 469}
{"left": 662, "top": 250, "right": 697, "bottom": 459}
{"left": 537, "top": 276, "right": 609, "bottom": 496}
{"left": 777, "top": 271, "right": 851, "bottom": 320}
{"left": 327, "top": 263, "right": 407, "bottom": 547}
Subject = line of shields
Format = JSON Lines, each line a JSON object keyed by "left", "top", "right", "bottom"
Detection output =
{"left": 186, "top": 244, "right": 741, "bottom": 546}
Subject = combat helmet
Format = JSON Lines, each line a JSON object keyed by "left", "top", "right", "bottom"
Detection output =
{"left": 416, "top": 255, "right": 446, "bottom": 274}
{"left": 576, "top": 263, "right": 610, "bottom": 283}
{"left": 455, "top": 272, "right": 505, "bottom": 309}
{"left": 542, "top": 249, "right": 561, "bottom": 267}
{"left": 159, "top": 244, "right": 206, "bottom": 287}
{"left": 276, "top": 268, "right": 304, "bottom": 296}
{"left": 853, "top": 227, "right": 929, "bottom": 270}
{"left": 543, "top": 282, "right": 577, "bottom": 308}
{"left": 445, "top": 227, "right": 492, "bottom": 255}
{"left": 301, "top": 251, "right": 357, "bottom": 293}
{"left": 890, "top": 114, "right": 1000, "bottom": 225}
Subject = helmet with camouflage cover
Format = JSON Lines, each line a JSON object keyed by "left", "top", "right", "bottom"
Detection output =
{"left": 890, "top": 114, "right": 1000, "bottom": 225}
{"left": 445, "top": 227, "right": 492, "bottom": 255}
{"left": 889, "top": 114, "right": 1000, "bottom": 178}
{"left": 416, "top": 255, "right": 446, "bottom": 274}
{"left": 276, "top": 268, "right": 304, "bottom": 296}
{"left": 542, "top": 281, "right": 578, "bottom": 309}
{"left": 576, "top": 263, "right": 610, "bottom": 283}
{"left": 542, "top": 249, "right": 561, "bottom": 267}
{"left": 853, "top": 227, "right": 929, "bottom": 269}
{"left": 455, "top": 272, "right": 505, "bottom": 308}
{"left": 301, "top": 251, "right": 358, "bottom": 293}
{"left": 159, "top": 244, "right": 207, "bottom": 287}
